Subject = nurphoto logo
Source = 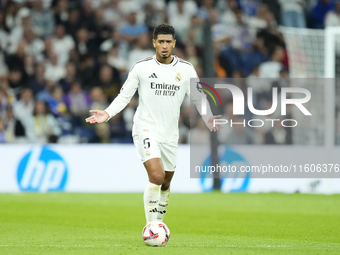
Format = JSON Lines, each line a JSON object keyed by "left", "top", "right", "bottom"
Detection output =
{"left": 199, "top": 84, "right": 312, "bottom": 128}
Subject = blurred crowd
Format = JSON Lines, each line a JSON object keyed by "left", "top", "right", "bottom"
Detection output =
{"left": 0, "top": 0, "right": 339, "bottom": 144}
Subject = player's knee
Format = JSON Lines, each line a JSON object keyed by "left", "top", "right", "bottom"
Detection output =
{"left": 149, "top": 172, "right": 165, "bottom": 185}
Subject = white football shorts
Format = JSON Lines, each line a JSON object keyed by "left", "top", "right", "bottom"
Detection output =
{"left": 133, "top": 131, "right": 177, "bottom": 171}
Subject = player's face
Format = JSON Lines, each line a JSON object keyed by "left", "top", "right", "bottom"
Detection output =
{"left": 153, "top": 34, "right": 176, "bottom": 60}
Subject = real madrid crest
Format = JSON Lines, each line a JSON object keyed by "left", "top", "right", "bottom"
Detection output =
{"left": 146, "top": 150, "right": 151, "bottom": 157}
{"left": 175, "top": 73, "right": 181, "bottom": 82}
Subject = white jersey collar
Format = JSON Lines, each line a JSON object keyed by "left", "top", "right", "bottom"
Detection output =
{"left": 153, "top": 55, "right": 179, "bottom": 67}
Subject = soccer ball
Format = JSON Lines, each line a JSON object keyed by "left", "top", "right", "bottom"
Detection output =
{"left": 142, "top": 221, "right": 170, "bottom": 247}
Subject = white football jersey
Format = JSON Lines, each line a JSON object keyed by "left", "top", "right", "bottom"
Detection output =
{"left": 105, "top": 55, "right": 211, "bottom": 143}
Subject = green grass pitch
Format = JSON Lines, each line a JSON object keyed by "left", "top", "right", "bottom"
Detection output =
{"left": 0, "top": 193, "right": 339, "bottom": 255}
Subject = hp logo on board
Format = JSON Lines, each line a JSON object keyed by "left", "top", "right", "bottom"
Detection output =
{"left": 17, "top": 146, "right": 68, "bottom": 192}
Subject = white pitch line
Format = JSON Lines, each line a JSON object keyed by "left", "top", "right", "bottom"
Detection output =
{"left": 0, "top": 244, "right": 339, "bottom": 248}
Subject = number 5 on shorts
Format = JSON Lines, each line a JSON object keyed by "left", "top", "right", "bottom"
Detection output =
{"left": 143, "top": 138, "right": 150, "bottom": 149}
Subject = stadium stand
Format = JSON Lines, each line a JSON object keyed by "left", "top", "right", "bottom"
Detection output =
{"left": 0, "top": 0, "right": 337, "bottom": 145}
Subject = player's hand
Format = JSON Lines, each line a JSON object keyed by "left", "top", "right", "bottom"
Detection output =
{"left": 85, "top": 110, "right": 109, "bottom": 124}
{"left": 207, "top": 115, "right": 223, "bottom": 132}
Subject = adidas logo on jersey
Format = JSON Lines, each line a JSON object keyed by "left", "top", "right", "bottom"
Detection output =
{"left": 149, "top": 73, "right": 158, "bottom": 78}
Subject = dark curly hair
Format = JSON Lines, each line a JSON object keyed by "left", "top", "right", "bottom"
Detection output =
{"left": 153, "top": 24, "right": 175, "bottom": 40}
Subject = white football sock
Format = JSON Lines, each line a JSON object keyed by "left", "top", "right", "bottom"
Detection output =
{"left": 143, "top": 182, "right": 161, "bottom": 223}
{"left": 157, "top": 188, "right": 170, "bottom": 222}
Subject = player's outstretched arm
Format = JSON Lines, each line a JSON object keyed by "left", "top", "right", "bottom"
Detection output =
{"left": 85, "top": 110, "right": 109, "bottom": 124}
{"left": 206, "top": 115, "right": 223, "bottom": 132}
